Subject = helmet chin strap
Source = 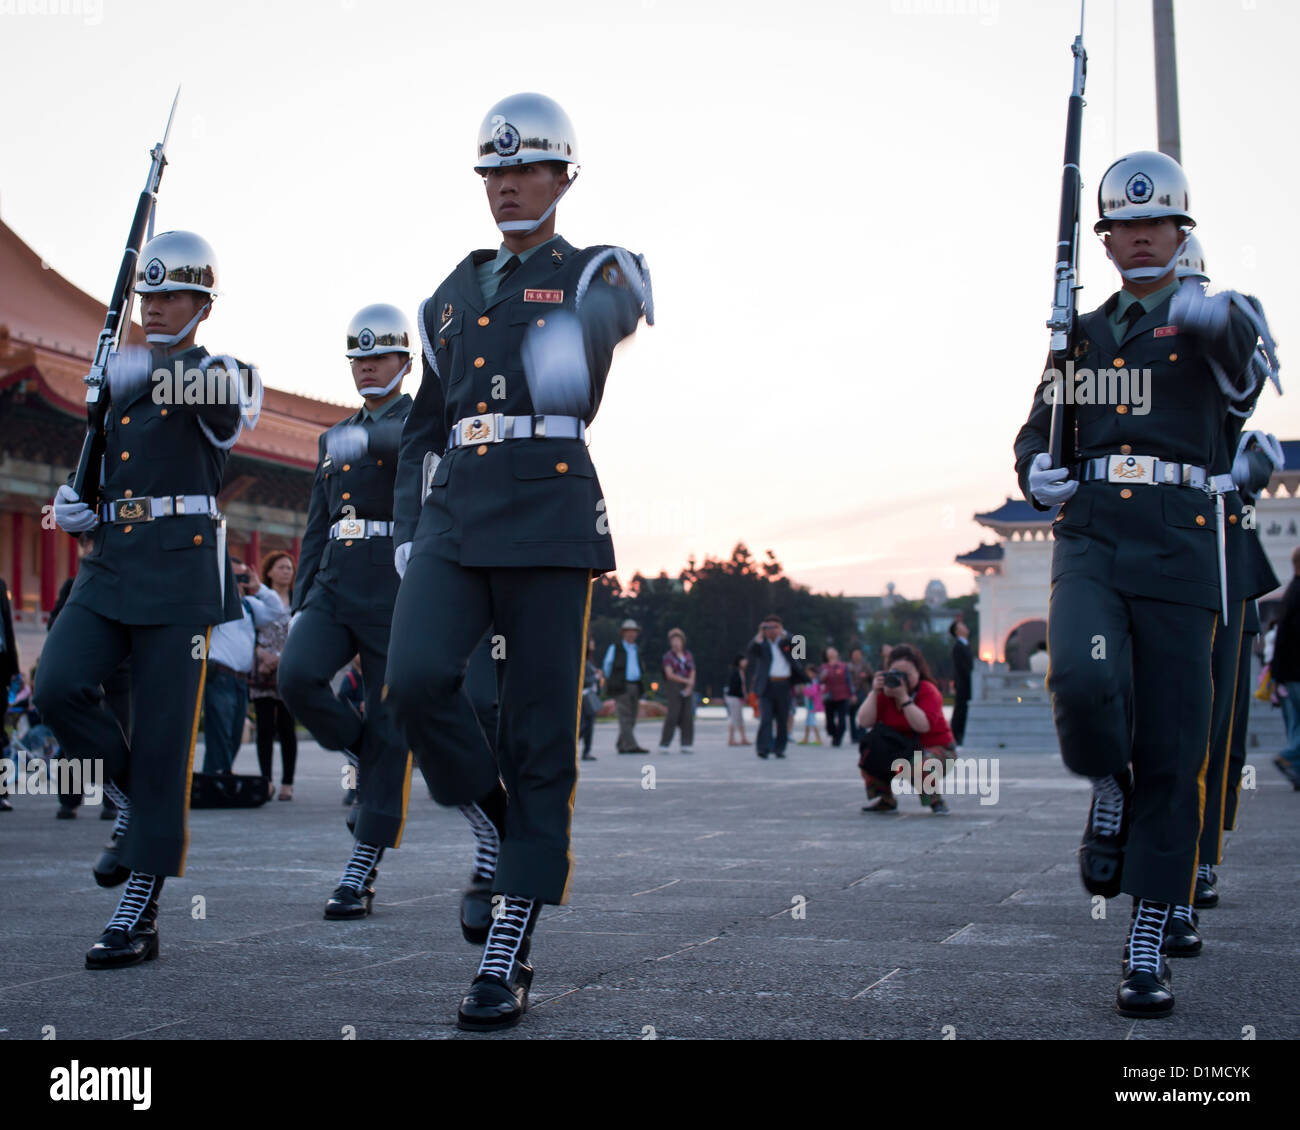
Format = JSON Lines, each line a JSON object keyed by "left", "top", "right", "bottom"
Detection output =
{"left": 144, "top": 299, "right": 211, "bottom": 346}
{"left": 359, "top": 356, "right": 410, "bottom": 398}
{"left": 1104, "top": 235, "right": 1189, "bottom": 283}
{"left": 496, "top": 168, "right": 579, "bottom": 235}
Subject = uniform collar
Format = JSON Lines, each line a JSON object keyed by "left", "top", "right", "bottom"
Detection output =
{"left": 358, "top": 391, "right": 410, "bottom": 423}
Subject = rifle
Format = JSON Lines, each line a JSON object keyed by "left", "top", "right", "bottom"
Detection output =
{"left": 71, "top": 88, "right": 181, "bottom": 508}
{"left": 1045, "top": 4, "right": 1087, "bottom": 468}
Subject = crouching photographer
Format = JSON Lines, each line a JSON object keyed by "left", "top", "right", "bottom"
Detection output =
{"left": 855, "top": 644, "right": 956, "bottom": 815}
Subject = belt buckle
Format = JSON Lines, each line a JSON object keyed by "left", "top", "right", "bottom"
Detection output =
{"left": 1107, "top": 454, "right": 1154, "bottom": 485}
{"left": 337, "top": 518, "right": 364, "bottom": 539}
{"left": 112, "top": 498, "right": 152, "bottom": 523}
{"left": 459, "top": 414, "right": 497, "bottom": 445}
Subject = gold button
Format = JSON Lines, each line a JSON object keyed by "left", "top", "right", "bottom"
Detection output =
{"left": 476, "top": 444, "right": 487, "bottom": 456}
{"left": 344, "top": 539, "right": 353, "bottom": 547}
{"left": 376, "top": 459, "right": 383, "bottom": 466}
{"left": 1169, "top": 353, "right": 1178, "bottom": 362}
{"left": 1119, "top": 489, "right": 1132, "bottom": 500}
{"left": 120, "top": 451, "right": 130, "bottom": 460}
{"left": 1120, "top": 444, "right": 1132, "bottom": 455}
{"left": 1116, "top": 404, "right": 1128, "bottom": 415}
{"left": 342, "top": 492, "right": 351, "bottom": 500}
{"left": 342, "top": 463, "right": 351, "bottom": 472}
{"left": 556, "top": 461, "right": 568, "bottom": 474}
{"left": 474, "top": 357, "right": 485, "bottom": 368}
{"left": 477, "top": 402, "right": 488, "bottom": 413}
{"left": 1229, "top": 514, "right": 1239, "bottom": 525}
{"left": 192, "top": 534, "right": 203, "bottom": 546}
{"left": 122, "top": 525, "right": 133, "bottom": 534}
{"left": 160, "top": 408, "right": 168, "bottom": 416}
{"left": 120, "top": 415, "right": 130, "bottom": 425}
{"left": 440, "top": 336, "right": 447, "bottom": 347}
{"left": 123, "top": 489, "right": 134, "bottom": 498}
{"left": 381, "top": 684, "right": 389, "bottom": 701}
{"left": 536, "top": 318, "right": 545, "bottom": 327}
{"left": 1195, "top": 515, "right": 1206, "bottom": 527}
{"left": 478, "top": 315, "right": 490, "bottom": 327}
{"left": 1113, "top": 357, "right": 1124, "bottom": 367}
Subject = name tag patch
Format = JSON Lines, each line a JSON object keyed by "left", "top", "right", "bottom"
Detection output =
{"left": 523, "top": 289, "right": 563, "bottom": 303}
{"left": 1154, "top": 325, "right": 1178, "bottom": 338}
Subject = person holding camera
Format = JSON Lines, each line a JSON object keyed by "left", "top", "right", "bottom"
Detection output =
{"left": 856, "top": 644, "right": 955, "bottom": 815}
{"left": 203, "top": 558, "right": 287, "bottom": 777}
{"left": 746, "top": 614, "right": 806, "bottom": 759}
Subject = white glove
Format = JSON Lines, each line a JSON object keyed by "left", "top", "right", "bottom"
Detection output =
{"left": 327, "top": 425, "right": 368, "bottom": 464}
{"left": 105, "top": 346, "right": 153, "bottom": 403}
{"left": 1233, "top": 430, "right": 1285, "bottom": 490}
{"left": 53, "top": 484, "right": 98, "bottom": 534}
{"left": 1028, "top": 452, "right": 1078, "bottom": 507}
{"left": 394, "top": 541, "right": 412, "bottom": 578}
{"left": 521, "top": 310, "right": 592, "bottom": 416}
{"left": 1170, "top": 286, "right": 1231, "bottom": 340}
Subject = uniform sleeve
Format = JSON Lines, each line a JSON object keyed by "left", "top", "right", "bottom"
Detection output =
{"left": 1013, "top": 352, "right": 1058, "bottom": 510}
{"left": 366, "top": 417, "right": 406, "bottom": 463}
{"left": 292, "top": 433, "right": 331, "bottom": 613}
{"left": 394, "top": 304, "right": 449, "bottom": 548}
{"left": 577, "top": 251, "right": 648, "bottom": 419}
{"left": 246, "top": 585, "right": 286, "bottom": 628}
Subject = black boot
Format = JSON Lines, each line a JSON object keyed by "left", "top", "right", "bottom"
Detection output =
{"left": 1080, "top": 771, "right": 1131, "bottom": 897}
{"left": 457, "top": 895, "right": 540, "bottom": 1032}
{"left": 324, "top": 842, "right": 383, "bottom": 920}
{"left": 85, "top": 873, "right": 163, "bottom": 969}
{"left": 1116, "top": 899, "right": 1174, "bottom": 1017}
{"left": 1164, "top": 904, "right": 1202, "bottom": 958}
{"left": 93, "top": 783, "right": 132, "bottom": 888}
{"left": 1193, "top": 863, "right": 1219, "bottom": 908}
{"left": 458, "top": 791, "right": 504, "bottom": 944}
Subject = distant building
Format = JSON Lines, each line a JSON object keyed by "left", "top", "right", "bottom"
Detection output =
{"left": 923, "top": 579, "right": 948, "bottom": 608}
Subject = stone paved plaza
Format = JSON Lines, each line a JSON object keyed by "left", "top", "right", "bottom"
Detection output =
{"left": 1, "top": 717, "right": 1297, "bottom": 1040}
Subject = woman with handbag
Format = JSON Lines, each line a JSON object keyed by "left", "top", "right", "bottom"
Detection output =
{"left": 579, "top": 639, "right": 603, "bottom": 762}
{"left": 252, "top": 551, "right": 298, "bottom": 800}
{"left": 856, "top": 644, "right": 956, "bottom": 815}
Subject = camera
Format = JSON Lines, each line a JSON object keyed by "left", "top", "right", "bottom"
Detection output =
{"left": 234, "top": 570, "right": 251, "bottom": 584}
{"left": 883, "top": 669, "right": 906, "bottom": 689}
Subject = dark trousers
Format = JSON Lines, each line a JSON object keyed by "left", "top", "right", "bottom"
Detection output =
{"left": 278, "top": 609, "right": 412, "bottom": 849}
{"left": 34, "top": 603, "right": 208, "bottom": 877}
{"left": 387, "top": 552, "right": 591, "bottom": 904}
{"left": 202, "top": 667, "right": 248, "bottom": 775}
{"left": 614, "top": 684, "right": 642, "bottom": 751}
{"left": 1223, "top": 631, "right": 1257, "bottom": 831}
{"left": 579, "top": 697, "right": 596, "bottom": 756}
{"left": 849, "top": 689, "right": 867, "bottom": 743}
{"left": 254, "top": 697, "right": 298, "bottom": 785}
{"left": 1047, "top": 572, "right": 1215, "bottom": 906}
{"left": 757, "top": 680, "right": 792, "bottom": 756}
{"left": 660, "top": 686, "right": 694, "bottom": 747}
{"left": 58, "top": 665, "right": 130, "bottom": 809}
{"left": 1198, "top": 603, "right": 1245, "bottom": 868}
{"left": 824, "top": 699, "right": 850, "bottom": 747}
{"left": 950, "top": 695, "right": 970, "bottom": 746}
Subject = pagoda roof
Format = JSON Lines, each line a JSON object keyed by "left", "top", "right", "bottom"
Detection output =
{"left": 974, "top": 497, "right": 1058, "bottom": 530}
{"left": 956, "top": 542, "right": 1005, "bottom": 565}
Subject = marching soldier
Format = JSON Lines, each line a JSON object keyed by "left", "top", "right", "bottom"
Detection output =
{"left": 1014, "top": 152, "right": 1263, "bottom": 1017}
{"left": 277, "top": 304, "right": 417, "bottom": 919}
{"left": 386, "top": 92, "right": 651, "bottom": 1031}
{"left": 35, "top": 230, "right": 259, "bottom": 968}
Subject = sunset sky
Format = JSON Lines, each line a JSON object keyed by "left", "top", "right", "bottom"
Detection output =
{"left": 3, "top": 0, "right": 1296, "bottom": 600}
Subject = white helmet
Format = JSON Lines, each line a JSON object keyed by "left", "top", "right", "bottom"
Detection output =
{"left": 1094, "top": 150, "right": 1195, "bottom": 234}
{"left": 1176, "top": 234, "right": 1208, "bottom": 283}
{"left": 474, "top": 93, "right": 580, "bottom": 235}
{"left": 345, "top": 304, "right": 412, "bottom": 359}
{"left": 474, "top": 92, "right": 578, "bottom": 173}
{"left": 136, "top": 230, "right": 219, "bottom": 296}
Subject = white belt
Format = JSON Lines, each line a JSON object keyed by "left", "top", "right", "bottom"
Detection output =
{"left": 329, "top": 519, "right": 393, "bottom": 539}
{"left": 446, "top": 413, "right": 585, "bottom": 451}
{"left": 1078, "top": 455, "right": 1235, "bottom": 492}
{"left": 99, "top": 494, "right": 218, "bottom": 524}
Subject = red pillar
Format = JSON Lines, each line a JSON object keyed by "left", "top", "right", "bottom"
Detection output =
{"left": 11, "top": 513, "right": 22, "bottom": 616}
{"left": 40, "top": 522, "right": 56, "bottom": 612}
{"left": 67, "top": 532, "right": 79, "bottom": 579}
{"left": 248, "top": 529, "right": 261, "bottom": 574}
{"left": 291, "top": 536, "right": 301, "bottom": 563}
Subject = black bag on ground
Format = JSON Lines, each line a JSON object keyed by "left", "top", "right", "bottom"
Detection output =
{"left": 857, "top": 724, "right": 917, "bottom": 780}
{"left": 190, "top": 772, "right": 269, "bottom": 809}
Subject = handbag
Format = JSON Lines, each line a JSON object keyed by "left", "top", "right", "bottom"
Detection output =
{"left": 858, "top": 723, "right": 917, "bottom": 780}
